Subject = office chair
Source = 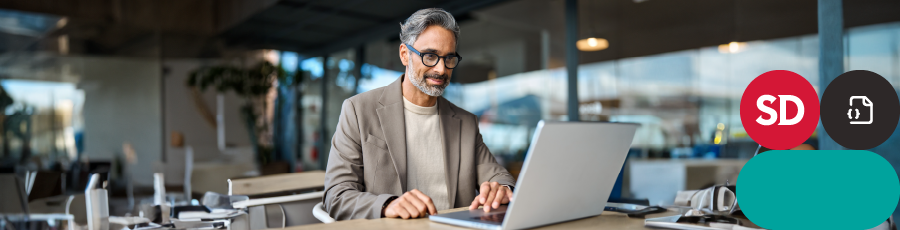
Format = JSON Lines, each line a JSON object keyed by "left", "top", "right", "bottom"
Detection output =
{"left": 0, "top": 174, "right": 29, "bottom": 214}
{"left": 227, "top": 171, "right": 327, "bottom": 229}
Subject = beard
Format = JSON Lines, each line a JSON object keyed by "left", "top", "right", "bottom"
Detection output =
{"left": 407, "top": 68, "right": 450, "bottom": 97}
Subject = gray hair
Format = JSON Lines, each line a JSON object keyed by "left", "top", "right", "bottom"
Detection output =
{"left": 399, "top": 8, "right": 459, "bottom": 46}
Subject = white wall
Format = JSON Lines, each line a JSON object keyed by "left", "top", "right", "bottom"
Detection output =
{"left": 78, "top": 54, "right": 270, "bottom": 186}
{"left": 80, "top": 57, "right": 162, "bottom": 186}
{"left": 162, "top": 59, "right": 252, "bottom": 163}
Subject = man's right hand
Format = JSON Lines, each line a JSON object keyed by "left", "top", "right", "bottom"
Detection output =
{"left": 383, "top": 189, "right": 437, "bottom": 219}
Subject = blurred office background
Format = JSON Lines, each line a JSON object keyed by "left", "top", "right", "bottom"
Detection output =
{"left": 2, "top": 0, "right": 900, "bottom": 219}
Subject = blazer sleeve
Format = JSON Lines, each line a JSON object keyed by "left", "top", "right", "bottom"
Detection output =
{"left": 323, "top": 99, "right": 395, "bottom": 220}
{"left": 474, "top": 123, "right": 517, "bottom": 188}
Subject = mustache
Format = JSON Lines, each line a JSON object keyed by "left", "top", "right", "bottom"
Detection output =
{"left": 424, "top": 73, "right": 448, "bottom": 81}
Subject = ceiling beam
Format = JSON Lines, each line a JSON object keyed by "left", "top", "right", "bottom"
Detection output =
{"left": 277, "top": 1, "right": 391, "bottom": 22}
{"left": 298, "top": 0, "right": 510, "bottom": 56}
{"left": 233, "top": 0, "right": 374, "bottom": 48}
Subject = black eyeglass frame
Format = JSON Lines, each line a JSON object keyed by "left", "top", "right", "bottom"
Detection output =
{"left": 404, "top": 43, "right": 462, "bottom": 69}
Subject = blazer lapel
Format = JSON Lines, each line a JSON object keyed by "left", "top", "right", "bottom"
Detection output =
{"left": 439, "top": 97, "right": 461, "bottom": 206}
{"left": 376, "top": 76, "right": 408, "bottom": 192}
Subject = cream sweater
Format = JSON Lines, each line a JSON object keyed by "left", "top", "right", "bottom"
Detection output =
{"left": 402, "top": 96, "right": 451, "bottom": 210}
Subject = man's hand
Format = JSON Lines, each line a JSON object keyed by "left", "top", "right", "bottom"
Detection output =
{"left": 469, "top": 181, "right": 513, "bottom": 212}
{"left": 384, "top": 189, "right": 437, "bottom": 219}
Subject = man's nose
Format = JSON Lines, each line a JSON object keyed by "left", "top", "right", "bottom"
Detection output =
{"left": 431, "top": 59, "right": 448, "bottom": 74}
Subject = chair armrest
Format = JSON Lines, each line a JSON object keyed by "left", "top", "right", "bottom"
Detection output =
{"left": 312, "top": 202, "right": 335, "bottom": 223}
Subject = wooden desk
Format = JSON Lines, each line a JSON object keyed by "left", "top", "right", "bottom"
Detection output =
{"left": 273, "top": 207, "right": 683, "bottom": 230}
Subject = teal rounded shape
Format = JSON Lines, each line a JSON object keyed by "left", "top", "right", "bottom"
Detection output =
{"left": 738, "top": 150, "right": 900, "bottom": 229}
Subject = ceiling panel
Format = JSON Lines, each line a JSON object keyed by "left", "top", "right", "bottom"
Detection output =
{"left": 218, "top": 0, "right": 510, "bottom": 55}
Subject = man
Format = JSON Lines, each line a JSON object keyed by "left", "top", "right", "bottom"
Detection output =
{"left": 323, "top": 8, "right": 516, "bottom": 220}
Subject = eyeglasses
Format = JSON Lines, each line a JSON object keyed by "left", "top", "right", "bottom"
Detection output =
{"left": 405, "top": 43, "right": 462, "bottom": 69}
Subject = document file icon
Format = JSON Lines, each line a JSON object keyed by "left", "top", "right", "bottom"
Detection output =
{"left": 849, "top": 96, "right": 873, "bottom": 124}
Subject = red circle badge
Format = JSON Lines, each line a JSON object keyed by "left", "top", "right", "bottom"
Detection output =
{"left": 740, "top": 70, "right": 820, "bottom": 150}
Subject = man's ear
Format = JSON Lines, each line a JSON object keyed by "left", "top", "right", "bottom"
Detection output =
{"left": 399, "top": 44, "right": 409, "bottom": 66}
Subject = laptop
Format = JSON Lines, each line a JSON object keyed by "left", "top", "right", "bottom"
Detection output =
{"left": 429, "top": 121, "right": 639, "bottom": 229}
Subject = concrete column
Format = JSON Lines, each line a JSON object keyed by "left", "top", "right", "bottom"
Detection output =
{"left": 817, "top": 0, "right": 844, "bottom": 150}
{"left": 320, "top": 55, "right": 329, "bottom": 169}
{"left": 565, "top": 0, "right": 580, "bottom": 121}
{"left": 355, "top": 46, "right": 365, "bottom": 94}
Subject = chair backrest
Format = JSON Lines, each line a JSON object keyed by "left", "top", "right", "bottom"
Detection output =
{"left": 231, "top": 192, "right": 326, "bottom": 229}
{"left": 227, "top": 171, "right": 327, "bottom": 229}
{"left": 0, "top": 174, "right": 28, "bottom": 214}
{"left": 228, "top": 171, "right": 326, "bottom": 196}
{"left": 26, "top": 171, "right": 65, "bottom": 202}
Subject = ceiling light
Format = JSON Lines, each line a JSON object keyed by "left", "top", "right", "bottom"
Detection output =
{"left": 718, "top": 41, "right": 746, "bottom": 54}
{"left": 576, "top": 37, "right": 608, "bottom": 52}
{"left": 57, "top": 17, "right": 68, "bottom": 28}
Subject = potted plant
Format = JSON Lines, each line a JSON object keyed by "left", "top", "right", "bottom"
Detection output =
{"left": 186, "top": 61, "right": 285, "bottom": 169}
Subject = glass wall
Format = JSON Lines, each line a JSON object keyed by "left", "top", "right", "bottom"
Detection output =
{"left": 1, "top": 80, "right": 83, "bottom": 169}
{"left": 0, "top": 8, "right": 165, "bottom": 188}
{"left": 434, "top": 21, "right": 900, "bottom": 166}
{"left": 280, "top": 21, "right": 900, "bottom": 179}
{"left": 290, "top": 48, "right": 404, "bottom": 171}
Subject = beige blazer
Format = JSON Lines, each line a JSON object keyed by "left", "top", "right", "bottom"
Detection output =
{"left": 323, "top": 75, "right": 516, "bottom": 220}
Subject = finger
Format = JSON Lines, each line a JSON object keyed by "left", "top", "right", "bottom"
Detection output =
{"left": 492, "top": 187, "right": 506, "bottom": 209}
{"left": 403, "top": 192, "right": 428, "bottom": 216}
{"left": 483, "top": 182, "right": 499, "bottom": 212}
{"left": 478, "top": 182, "right": 491, "bottom": 203}
{"left": 483, "top": 182, "right": 498, "bottom": 212}
{"left": 400, "top": 200, "right": 421, "bottom": 218}
{"left": 503, "top": 187, "right": 513, "bottom": 203}
{"left": 393, "top": 202, "right": 410, "bottom": 219}
{"left": 410, "top": 190, "right": 437, "bottom": 215}
{"left": 469, "top": 197, "right": 481, "bottom": 210}
{"left": 384, "top": 205, "right": 394, "bottom": 218}
{"left": 394, "top": 197, "right": 414, "bottom": 219}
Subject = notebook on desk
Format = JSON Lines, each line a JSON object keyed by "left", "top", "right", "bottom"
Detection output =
{"left": 429, "top": 121, "right": 639, "bottom": 230}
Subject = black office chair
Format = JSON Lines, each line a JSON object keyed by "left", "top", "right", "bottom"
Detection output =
{"left": 0, "top": 174, "right": 29, "bottom": 214}
{"left": 26, "top": 171, "right": 65, "bottom": 202}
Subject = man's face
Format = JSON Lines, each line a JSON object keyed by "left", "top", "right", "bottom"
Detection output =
{"left": 401, "top": 25, "right": 457, "bottom": 97}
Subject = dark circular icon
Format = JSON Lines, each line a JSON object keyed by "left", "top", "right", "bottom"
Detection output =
{"left": 820, "top": 70, "right": 900, "bottom": 150}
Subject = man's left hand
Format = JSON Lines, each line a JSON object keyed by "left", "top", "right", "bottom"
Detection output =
{"left": 469, "top": 181, "right": 513, "bottom": 212}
